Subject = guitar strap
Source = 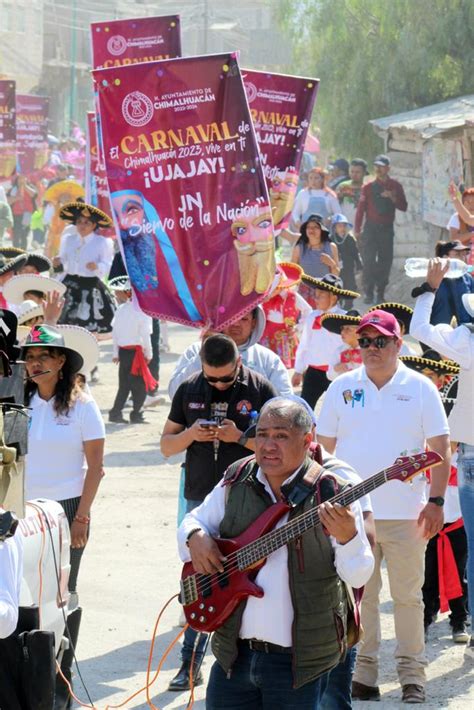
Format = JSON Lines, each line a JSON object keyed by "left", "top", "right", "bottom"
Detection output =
{"left": 284, "top": 461, "right": 324, "bottom": 507}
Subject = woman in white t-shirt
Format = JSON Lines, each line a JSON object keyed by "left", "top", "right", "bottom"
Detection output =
{"left": 22, "top": 323, "right": 105, "bottom": 597}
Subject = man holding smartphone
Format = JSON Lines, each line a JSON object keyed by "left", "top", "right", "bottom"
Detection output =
{"left": 160, "top": 333, "right": 277, "bottom": 691}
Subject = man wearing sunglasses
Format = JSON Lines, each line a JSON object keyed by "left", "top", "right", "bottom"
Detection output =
{"left": 161, "top": 333, "right": 277, "bottom": 691}
{"left": 318, "top": 310, "right": 451, "bottom": 705}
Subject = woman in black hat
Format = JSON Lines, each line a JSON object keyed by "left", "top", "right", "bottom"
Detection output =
{"left": 54, "top": 201, "right": 115, "bottom": 334}
{"left": 291, "top": 214, "right": 340, "bottom": 308}
{"left": 22, "top": 324, "right": 105, "bottom": 703}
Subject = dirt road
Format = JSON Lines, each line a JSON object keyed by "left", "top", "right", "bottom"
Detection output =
{"left": 75, "top": 323, "right": 473, "bottom": 709}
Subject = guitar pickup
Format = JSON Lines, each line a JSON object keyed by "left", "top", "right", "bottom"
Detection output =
{"left": 198, "top": 574, "right": 213, "bottom": 598}
{"left": 217, "top": 570, "right": 229, "bottom": 589}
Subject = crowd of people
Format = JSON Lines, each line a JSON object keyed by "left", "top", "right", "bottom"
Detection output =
{"left": 0, "top": 131, "right": 473, "bottom": 710}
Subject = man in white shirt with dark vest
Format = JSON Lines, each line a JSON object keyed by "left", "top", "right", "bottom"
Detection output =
{"left": 179, "top": 398, "right": 374, "bottom": 709}
{"left": 318, "top": 310, "right": 451, "bottom": 705}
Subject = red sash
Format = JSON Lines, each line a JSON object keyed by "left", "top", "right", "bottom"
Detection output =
{"left": 0, "top": 293, "right": 7, "bottom": 310}
{"left": 121, "top": 345, "right": 157, "bottom": 392}
{"left": 437, "top": 517, "right": 465, "bottom": 613}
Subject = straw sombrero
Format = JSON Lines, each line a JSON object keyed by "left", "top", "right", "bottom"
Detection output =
{"left": 44, "top": 179, "right": 85, "bottom": 204}
{"left": 55, "top": 324, "right": 100, "bottom": 375}
{"left": 3, "top": 274, "right": 66, "bottom": 305}
{"left": 21, "top": 324, "right": 84, "bottom": 374}
{"left": 301, "top": 273, "right": 360, "bottom": 299}
{"left": 369, "top": 302, "right": 413, "bottom": 333}
{"left": 16, "top": 300, "right": 44, "bottom": 326}
{"left": 321, "top": 309, "right": 361, "bottom": 334}
{"left": 59, "top": 201, "right": 113, "bottom": 229}
{"left": 108, "top": 275, "right": 131, "bottom": 291}
{"left": 0, "top": 253, "right": 28, "bottom": 277}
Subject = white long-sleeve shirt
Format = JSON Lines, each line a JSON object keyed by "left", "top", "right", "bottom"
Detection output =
{"left": 294, "top": 306, "right": 346, "bottom": 374}
{"left": 59, "top": 228, "right": 113, "bottom": 279}
{"left": 112, "top": 300, "right": 153, "bottom": 360}
{"left": 0, "top": 520, "right": 22, "bottom": 639}
{"left": 410, "top": 291, "right": 474, "bottom": 445}
{"left": 178, "top": 465, "right": 374, "bottom": 647}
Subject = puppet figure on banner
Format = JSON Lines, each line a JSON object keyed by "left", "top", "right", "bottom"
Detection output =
{"left": 243, "top": 70, "right": 319, "bottom": 235}
{"left": 93, "top": 53, "right": 276, "bottom": 330}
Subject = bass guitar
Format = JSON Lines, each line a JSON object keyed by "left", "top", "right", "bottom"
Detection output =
{"left": 180, "top": 451, "right": 442, "bottom": 632}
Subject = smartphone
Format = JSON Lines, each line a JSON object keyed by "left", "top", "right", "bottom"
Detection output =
{"left": 200, "top": 420, "right": 218, "bottom": 428}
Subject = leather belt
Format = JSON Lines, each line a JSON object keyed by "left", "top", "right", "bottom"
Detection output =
{"left": 240, "top": 638, "right": 292, "bottom": 654}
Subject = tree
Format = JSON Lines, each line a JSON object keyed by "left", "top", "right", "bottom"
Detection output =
{"left": 277, "top": 0, "right": 474, "bottom": 159}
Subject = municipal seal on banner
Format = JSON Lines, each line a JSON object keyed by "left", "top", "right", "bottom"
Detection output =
{"left": 107, "top": 35, "right": 127, "bottom": 56}
{"left": 244, "top": 81, "right": 258, "bottom": 104}
{"left": 121, "top": 92, "right": 154, "bottom": 128}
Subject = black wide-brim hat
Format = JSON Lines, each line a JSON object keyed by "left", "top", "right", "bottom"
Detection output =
{"left": 400, "top": 352, "right": 460, "bottom": 376}
{"left": 0, "top": 248, "right": 51, "bottom": 273}
{"left": 301, "top": 272, "right": 360, "bottom": 299}
{"left": 0, "top": 253, "right": 28, "bottom": 277}
{"left": 320, "top": 309, "right": 361, "bottom": 334}
{"left": 369, "top": 302, "right": 413, "bottom": 332}
{"left": 59, "top": 201, "right": 113, "bottom": 229}
{"left": 21, "top": 324, "right": 84, "bottom": 374}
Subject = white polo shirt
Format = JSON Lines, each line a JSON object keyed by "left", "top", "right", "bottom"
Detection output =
{"left": 317, "top": 362, "right": 449, "bottom": 519}
{"left": 26, "top": 393, "right": 105, "bottom": 501}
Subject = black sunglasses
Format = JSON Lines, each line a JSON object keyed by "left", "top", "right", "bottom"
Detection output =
{"left": 203, "top": 364, "right": 239, "bottom": 384}
{"left": 358, "top": 335, "right": 394, "bottom": 349}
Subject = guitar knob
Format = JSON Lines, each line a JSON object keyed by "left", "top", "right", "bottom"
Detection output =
{"left": 208, "top": 606, "right": 215, "bottom": 612}
{"left": 199, "top": 615, "right": 206, "bottom": 623}
{"left": 190, "top": 613, "right": 196, "bottom": 619}
{"left": 199, "top": 603, "right": 205, "bottom": 610}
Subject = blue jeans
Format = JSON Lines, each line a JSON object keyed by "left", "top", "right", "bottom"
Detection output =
{"left": 182, "top": 498, "right": 208, "bottom": 663}
{"left": 206, "top": 644, "right": 325, "bottom": 709}
{"left": 457, "top": 444, "right": 474, "bottom": 623}
{"left": 318, "top": 646, "right": 356, "bottom": 709}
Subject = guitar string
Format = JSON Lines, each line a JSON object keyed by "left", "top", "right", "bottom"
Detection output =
{"left": 184, "top": 455, "right": 434, "bottom": 602}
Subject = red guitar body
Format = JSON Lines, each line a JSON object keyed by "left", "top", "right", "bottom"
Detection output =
{"left": 181, "top": 501, "right": 290, "bottom": 633}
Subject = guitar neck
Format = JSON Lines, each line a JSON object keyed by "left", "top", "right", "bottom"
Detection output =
{"left": 236, "top": 465, "right": 394, "bottom": 569}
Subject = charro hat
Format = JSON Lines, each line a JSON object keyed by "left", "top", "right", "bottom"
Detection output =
{"left": 400, "top": 352, "right": 460, "bottom": 376}
{"left": 368, "top": 302, "right": 413, "bottom": 333}
{"left": 55, "top": 324, "right": 100, "bottom": 375}
{"left": 59, "top": 201, "right": 113, "bottom": 229}
{"left": 21, "top": 324, "right": 84, "bottom": 374}
{"left": 16, "top": 300, "right": 43, "bottom": 326}
{"left": 3, "top": 274, "right": 66, "bottom": 305}
{"left": 321, "top": 309, "right": 361, "bottom": 334}
{"left": 44, "top": 179, "right": 85, "bottom": 204}
{"left": 0, "top": 252, "right": 28, "bottom": 277}
{"left": 301, "top": 272, "right": 360, "bottom": 299}
{"left": 108, "top": 275, "right": 131, "bottom": 291}
{"left": 274, "top": 262, "right": 303, "bottom": 291}
{"left": 0, "top": 249, "right": 51, "bottom": 274}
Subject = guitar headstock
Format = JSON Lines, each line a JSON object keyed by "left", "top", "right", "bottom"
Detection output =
{"left": 388, "top": 451, "right": 443, "bottom": 483}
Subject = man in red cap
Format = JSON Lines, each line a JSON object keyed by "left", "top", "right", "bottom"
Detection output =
{"left": 317, "top": 309, "right": 451, "bottom": 705}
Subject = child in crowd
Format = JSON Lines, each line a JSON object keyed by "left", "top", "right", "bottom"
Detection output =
{"left": 260, "top": 262, "right": 311, "bottom": 369}
{"left": 331, "top": 213, "right": 362, "bottom": 308}
{"left": 292, "top": 273, "right": 359, "bottom": 408}
{"left": 108, "top": 276, "right": 157, "bottom": 424}
{"left": 401, "top": 352, "right": 468, "bottom": 644}
{"left": 368, "top": 302, "right": 416, "bottom": 355}
{"left": 321, "top": 310, "right": 362, "bottom": 380}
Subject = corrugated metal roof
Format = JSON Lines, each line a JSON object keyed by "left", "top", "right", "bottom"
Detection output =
{"left": 370, "top": 94, "right": 474, "bottom": 138}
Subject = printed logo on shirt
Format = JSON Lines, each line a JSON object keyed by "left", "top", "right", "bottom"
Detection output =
{"left": 342, "top": 388, "right": 365, "bottom": 407}
{"left": 188, "top": 402, "right": 206, "bottom": 410}
{"left": 236, "top": 400, "right": 252, "bottom": 416}
{"left": 394, "top": 394, "right": 413, "bottom": 402}
{"left": 55, "top": 416, "right": 71, "bottom": 426}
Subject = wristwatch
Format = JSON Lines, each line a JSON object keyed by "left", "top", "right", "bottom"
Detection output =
{"left": 428, "top": 496, "right": 445, "bottom": 507}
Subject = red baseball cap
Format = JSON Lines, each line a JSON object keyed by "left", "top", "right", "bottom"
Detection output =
{"left": 357, "top": 309, "right": 401, "bottom": 339}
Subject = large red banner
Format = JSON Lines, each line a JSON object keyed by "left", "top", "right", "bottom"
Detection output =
{"left": 85, "top": 112, "right": 114, "bottom": 235}
{"left": 90, "top": 15, "right": 181, "bottom": 69}
{"left": 16, "top": 95, "right": 49, "bottom": 175}
{"left": 0, "top": 80, "right": 16, "bottom": 180}
{"left": 93, "top": 54, "right": 275, "bottom": 329}
{"left": 243, "top": 70, "right": 319, "bottom": 234}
